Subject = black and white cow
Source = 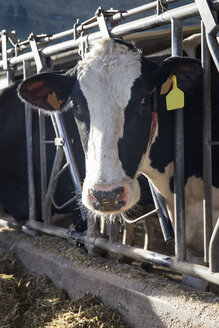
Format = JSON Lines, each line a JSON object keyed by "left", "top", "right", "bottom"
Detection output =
{"left": 18, "top": 38, "right": 219, "bottom": 260}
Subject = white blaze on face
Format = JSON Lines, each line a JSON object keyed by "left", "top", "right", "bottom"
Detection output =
{"left": 77, "top": 39, "right": 142, "bottom": 211}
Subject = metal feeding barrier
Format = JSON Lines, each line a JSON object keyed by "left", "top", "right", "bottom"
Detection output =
{"left": 0, "top": 0, "right": 219, "bottom": 285}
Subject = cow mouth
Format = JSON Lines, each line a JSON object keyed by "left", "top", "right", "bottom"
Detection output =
{"left": 89, "top": 187, "right": 126, "bottom": 212}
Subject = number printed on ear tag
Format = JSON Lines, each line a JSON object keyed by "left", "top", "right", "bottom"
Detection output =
{"left": 166, "top": 75, "right": 184, "bottom": 111}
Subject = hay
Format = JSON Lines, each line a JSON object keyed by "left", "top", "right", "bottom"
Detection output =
{"left": 0, "top": 247, "right": 128, "bottom": 328}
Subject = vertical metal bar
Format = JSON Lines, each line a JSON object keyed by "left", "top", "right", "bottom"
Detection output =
{"left": 1, "top": 31, "right": 8, "bottom": 71}
{"left": 23, "top": 61, "right": 37, "bottom": 222}
{"left": 149, "top": 182, "right": 174, "bottom": 242}
{"left": 44, "top": 146, "right": 64, "bottom": 224}
{"left": 171, "top": 18, "right": 186, "bottom": 261}
{"left": 201, "top": 22, "right": 213, "bottom": 263}
{"left": 29, "top": 33, "right": 48, "bottom": 223}
{"left": 38, "top": 110, "right": 47, "bottom": 222}
{"left": 54, "top": 112, "right": 87, "bottom": 221}
{"left": 209, "top": 218, "right": 219, "bottom": 272}
{"left": 6, "top": 71, "right": 13, "bottom": 85}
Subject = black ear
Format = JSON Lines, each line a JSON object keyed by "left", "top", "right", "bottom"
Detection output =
{"left": 141, "top": 57, "right": 159, "bottom": 90}
{"left": 18, "top": 72, "right": 75, "bottom": 112}
{"left": 154, "top": 56, "right": 203, "bottom": 94}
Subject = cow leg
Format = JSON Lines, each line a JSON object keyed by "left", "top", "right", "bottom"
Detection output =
{"left": 182, "top": 251, "right": 208, "bottom": 291}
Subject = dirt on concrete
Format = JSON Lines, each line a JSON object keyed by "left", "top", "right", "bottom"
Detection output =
{"left": 0, "top": 246, "right": 128, "bottom": 328}
{"left": 0, "top": 226, "right": 219, "bottom": 328}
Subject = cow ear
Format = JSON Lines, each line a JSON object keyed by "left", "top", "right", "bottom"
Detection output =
{"left": 154, "top": 57, "right": 203, "bottom": 94}
{"left": 18, "top": 73, "right": 75, "bottom": 112}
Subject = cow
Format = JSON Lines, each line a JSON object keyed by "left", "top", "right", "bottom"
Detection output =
{"left": 0, "top": 81, "right": 86, "bottom": 231}
{"left": 18, "top": 38, "right": 219, "bottom": 281}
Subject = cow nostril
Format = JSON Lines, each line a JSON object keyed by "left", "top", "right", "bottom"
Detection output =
{"left": 88, "top": 186, "right": 126, "bottom": 211}
{"left": 88, "top": 189, "right": 100, "bottom": 210}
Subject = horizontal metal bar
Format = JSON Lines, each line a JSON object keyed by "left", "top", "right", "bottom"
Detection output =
{"left": 26, "top": 220, "right": 69, "bottom": 239}
{"left": 3, "top": 0, "right": 219, "bottom": 60}
{"left": 92, "top": 238, "right": 219, "bottom": 285}
{"left": 43, "top": 140, "right": 55, "bottom": 144}
{"left": 0, "top": 2, "right": 201, "bottom": 69}
{"left": 210, "top": 141, "right": 219, "bottom": 145}
{"left": 3, "top": 216, "right": 218, "bottom": 285}
{"left": 111, "top": 2, "right": 199, "bottom": 37}
{"left": 2, "top": 1, "right": 172, "bottom": 56}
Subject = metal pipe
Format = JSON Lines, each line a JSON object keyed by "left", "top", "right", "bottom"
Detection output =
{"left": 10, "top": 214, "right": 219, "bottom": 284}
{"left": 38, "top": 110, "right": 47, "bottom": 223}
{"left": 15, "top": 216, "right": 219, "bottom": 284}
{"left": 23, "top": 61, "right": 36, "bottom": 222}
{"left": 0, "top": 2, "right": 200, "bottom": 69}
{"left": 201, "top": 22, "right": 213, "bottom": 263}
{"left": 209, "top": 218, "right": 219, "bottom": 272}
{"left": 206, "top": 33, "right": 219, "bottom": 72}
{"left": 26, "top": 220, "right": 68, "bottom": 239}
{"left": 110, "top": 2, "right": 199, "bottom": 37}
{"left": 149, "top": 182, "right": 174, "bottom": 242}
{"left": 54, "top": 113, "right": 82, "bottom": 194}
{"left": 121, "top": 209, "right": 158, "bottom": 224}
{"left": 210, "top": 141, "right": 219, "bottom": 145}
{"left": 90, "top": 237, "right": 219, "bottom": 285}
{"left": 54, "top": 112, "right": 87, "bottom": 221}
{"left": 172, "top": 18, "right": 186, "bottom": 261}
{"left": 43, "top": 146, "right": 64, "bottom": 224}
{"left": 3, "top": 0, "right": 176, "bottom": 56}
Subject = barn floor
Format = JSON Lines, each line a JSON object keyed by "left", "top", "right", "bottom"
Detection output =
{"left": 0, "top": 247, "right": 128, "bottom": 328}
{"left": 0, "top": 225, "right": 219, "bottom": 328}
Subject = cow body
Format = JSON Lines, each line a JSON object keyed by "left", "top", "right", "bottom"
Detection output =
{"left": 0, "top": 82, "right": 85, "bottom": 229}
{"left": 18, "top": 38, "right": 219, "bottom": 258}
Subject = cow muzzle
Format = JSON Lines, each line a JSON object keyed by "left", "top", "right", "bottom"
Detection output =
{"left": 88, "top": 186, "right": 126, "bottom": 212}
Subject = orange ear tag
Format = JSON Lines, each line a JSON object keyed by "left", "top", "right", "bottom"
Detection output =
{"left": 160, "top": 74, "right": 173, "bottom": 95}
{"left": 166, "top": 75, "right": 184, "bottom": 111}
{"left": 47, "top": 91, "right": 60, "bottom": 111}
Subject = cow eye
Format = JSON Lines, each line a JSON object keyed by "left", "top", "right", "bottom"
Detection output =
{"left": 73, "top": 102, "right": 87, "bottom": 120}
{"left": 73, "top": 103, "right": 82, "bottom": 115}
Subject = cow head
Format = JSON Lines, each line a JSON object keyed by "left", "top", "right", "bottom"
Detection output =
{"left": 18, "top": 38, "right": 202, "bottom": 215}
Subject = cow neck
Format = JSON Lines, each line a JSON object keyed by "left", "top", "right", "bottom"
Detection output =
{"left": 147, "top": 88, "right": 158, "bottom": 151}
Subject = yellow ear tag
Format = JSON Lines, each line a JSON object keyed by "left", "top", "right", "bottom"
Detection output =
{"left": 166, "top": 75, "right": 184, "bottom": 111}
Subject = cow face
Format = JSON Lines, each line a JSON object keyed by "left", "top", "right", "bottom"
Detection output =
{"left": 72, "top": 39, "right": 158, "bottom": 214}
{"left": 18, "top": 38, "right": 202, "bottom": 215}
